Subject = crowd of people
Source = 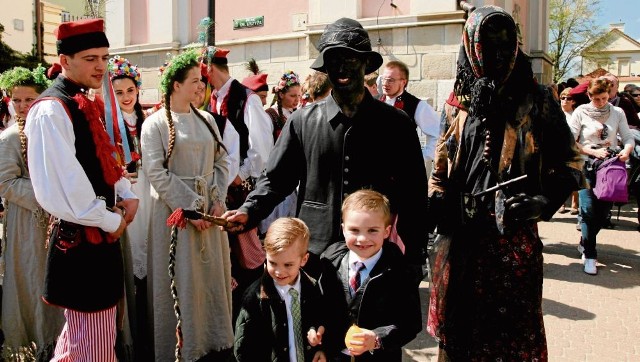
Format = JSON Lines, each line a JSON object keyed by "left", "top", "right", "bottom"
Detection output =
{"left": 0, "top": 4, "right": 636, "bottom": 362}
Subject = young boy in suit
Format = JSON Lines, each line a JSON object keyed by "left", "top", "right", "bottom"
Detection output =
{"left": 322, "top": 189, "right": 422, "bottom": 361}
{"left": 234, "top": 217, "right": 341, "bottom": 361}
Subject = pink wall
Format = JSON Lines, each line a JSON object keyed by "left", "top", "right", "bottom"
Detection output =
{"left": 191, "top": 1, "right": 209, "bottom": 43}
{"left": 130, "top": 0, "right": 148, "bottom": 44}
{"left": 361, "top": 0, "right": 411, "bottom": 19}
{"left": 215, "top": 0, "right": 308, "bottom": 42}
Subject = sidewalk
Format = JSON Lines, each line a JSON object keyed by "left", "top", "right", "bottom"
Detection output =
{"left": 403, "top": 202, "right": 640, "bottom": 361}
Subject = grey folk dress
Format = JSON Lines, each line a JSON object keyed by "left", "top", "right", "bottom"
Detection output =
{"left": 141, "top": 108, "right": 233, "bottom": 361}
{"left": 0, "top": 123, "right": 65, "bottom": 358}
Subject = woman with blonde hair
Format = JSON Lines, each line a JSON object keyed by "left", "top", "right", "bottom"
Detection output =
{"left": 0, "top": 65, "right": 65, "bottom": 360}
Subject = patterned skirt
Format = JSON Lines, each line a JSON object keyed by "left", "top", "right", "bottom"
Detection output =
{"left": 427, "top": 223, "right": 547, "bottom": 361}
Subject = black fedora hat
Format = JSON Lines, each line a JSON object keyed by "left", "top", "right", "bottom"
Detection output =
{"left": 311, "top": 18, "right": 383, "bottom": 74}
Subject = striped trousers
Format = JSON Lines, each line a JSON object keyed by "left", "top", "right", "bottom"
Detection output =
{"left": 51, "top": 306, "right": 117, "bottom": 362}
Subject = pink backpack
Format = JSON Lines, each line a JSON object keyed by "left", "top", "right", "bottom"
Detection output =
{"left": 593, "top": 157, "right": 628, "bottom": 203}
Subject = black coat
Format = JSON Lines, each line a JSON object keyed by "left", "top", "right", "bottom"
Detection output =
{"left": 239, "top": 92, "right": 429, "bottom": 266}
{"left": 321, "top": 241, "right": 422, "bottom": 361}
{"left": 234, "top": 264, "right": 343, "bottom": 361}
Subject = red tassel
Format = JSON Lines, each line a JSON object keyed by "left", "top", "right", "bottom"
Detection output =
{"left": 73, "top": 93, "right": 122, "bottom": 186}
{"left": 85, "top": 227, "right": 103, "bottom": 244}
{"left": 167, "top": 208, "right": 187, "bottom": 229}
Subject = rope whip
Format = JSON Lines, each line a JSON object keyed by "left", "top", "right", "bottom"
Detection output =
{"left": 165, "top": 208, "right": 236, "bottom": 361}
{"left": 166, "top": 209, "right": 188, "bottom": 362}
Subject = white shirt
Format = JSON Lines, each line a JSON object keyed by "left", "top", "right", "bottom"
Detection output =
{"left": 213, "top": 78, "right": 273, "bottom": 180}
{"left": 274, "top": 276, "right": 302, "bottom": 362}
{"left": 347, "top": 248, "right": 383, "bottom": 292}
{"left": 384, "top": 92, "right": 440, "bottom": 160}
{"left": 222, "top": 120, "right": 240, "bottom": 186}
{"left": 569, "top": 104, "right": 634, "bottom": 161}
{"left": 25, "top": 99, "right": 137, "bottom": 233}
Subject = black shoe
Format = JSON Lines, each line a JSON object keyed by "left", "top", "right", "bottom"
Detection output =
{"left": 576, "top": 222, "right": 581, "bottom": 231}
{"left": 603, "top": 219, "right": 615, "bottom": 229}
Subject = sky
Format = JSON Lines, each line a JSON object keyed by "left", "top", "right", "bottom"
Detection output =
{"left": 596, "top": 0, "right": 640, "bottom": 41}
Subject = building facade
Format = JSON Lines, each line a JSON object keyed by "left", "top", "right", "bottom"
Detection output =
{"left": 0, "top": 0, "right": 35, "bottom": 54}
{"left": 106, "top": 0, "right": 552, "bottom": 109}
{"left": 581, "top": 23, "right": 640, "bottom": 89}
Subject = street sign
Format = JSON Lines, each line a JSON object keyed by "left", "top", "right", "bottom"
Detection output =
{"left": 233, "top": 16, "right": 264, "bottom": 30}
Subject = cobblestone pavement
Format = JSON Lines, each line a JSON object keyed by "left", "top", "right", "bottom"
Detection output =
{"left": 403, "top": 202, "right": 640, "bottom": 361}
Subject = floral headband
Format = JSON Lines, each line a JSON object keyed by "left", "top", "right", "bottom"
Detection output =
{"left": 0, "top": 65, "right": 51, "bottom": 93}
{"left": 159, "top": 49, "right": 199, "bottom": 95}
{"left": 273, "top": 70, "right": 300, "bottom": 93}
{"left": 108, "top": 55, "right": 142, "bottom": 88}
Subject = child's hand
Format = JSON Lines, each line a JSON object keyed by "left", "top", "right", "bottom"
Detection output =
{"left": 307, "top": 325, "right": 325, "bottom": 346}
{"left": 231, "top": 277, "right": 238, "bottom": 290}
{"left": 312, "top": 350, "right": 326, "bottom": 362}
{"left": 347, "top": 328, "right": 377, "bottom": 356}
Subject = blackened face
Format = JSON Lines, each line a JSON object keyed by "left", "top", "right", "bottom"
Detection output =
{"left": 324, "top": 49, "right": 367, "bottom": 96}
{"left": 481, "top": 17, "right": 517, "bottom": 82}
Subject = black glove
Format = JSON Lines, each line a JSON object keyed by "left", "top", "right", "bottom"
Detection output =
{"left": 504, "top": 193, "right": 549, "bottom": 223}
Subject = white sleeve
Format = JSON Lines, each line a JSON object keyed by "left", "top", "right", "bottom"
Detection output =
{"left": 115, "top": 177, "right": 137, "bottom": 200}
{"left": 415, "top": 100, "right": 440, "bottom": 159}
{"left": 223, "top": 119, "right": 240, "bottom": 186}
{"left": 244, "top": 93, "right": 274, "bottom": 178}
{"left": 25, "top": 100, "right": 122, "bottom": 233}
{"left": 568, "top": 109, "right": 582, "bottom": 142}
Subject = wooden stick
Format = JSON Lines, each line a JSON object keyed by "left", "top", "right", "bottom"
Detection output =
{"left": 181, "top": 209, "right": 235, "bottom": 228}
{"left": 473, "top": 174, "right": 528, "bottom": 198}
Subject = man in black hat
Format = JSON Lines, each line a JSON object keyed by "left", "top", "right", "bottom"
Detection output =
{"left": 25, "top": 18, "right": 138, "bottom": 361}
{"left": 222, "top": 18, "right": 430, "bottom": 281}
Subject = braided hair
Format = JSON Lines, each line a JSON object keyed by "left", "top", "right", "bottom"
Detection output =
{"left": 269, "top": 70, "right": 301, "bottom": 120}
{"left": 0, "top": 65, "right": 51, "bottom": 164}
{"left": 161, "top": 55, "right": 226, "bottom": 168}
{"left": 111, "top": 74, "right": 146, "bottom": 135}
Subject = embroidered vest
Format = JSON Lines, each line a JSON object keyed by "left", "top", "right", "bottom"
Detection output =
{"left": 397, "top": 91, "right": 421, "bottom": 128}
{"left": 37, "top": 75, "right": 123, "bottom": 312}
{"left": 39, "top": 77, "right": 116, "bottom": 207}
{"left": 224, "top": 79, "right": 252, "bottom": 160}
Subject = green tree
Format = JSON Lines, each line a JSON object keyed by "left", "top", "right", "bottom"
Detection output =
{"left": 0, "top": 22, "right": 47, "bottom": 73}
{"left": 548, "top": 0, "right": 607, "bottom": 82}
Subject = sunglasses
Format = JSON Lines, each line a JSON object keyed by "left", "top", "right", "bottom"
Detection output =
{"left": 631, "top": 93, "right": 640, "bottom": 98}
{"left": 560, "top": 96, "right": 573, "bottom": 101}
{"left": 600, "top": 124, "right": 609, "bottom": 140}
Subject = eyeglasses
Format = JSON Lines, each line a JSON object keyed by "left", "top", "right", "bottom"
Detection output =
{"left": 381, "top": 77, "right": 405, "bottom": 84}
{"left": 600, "top": 124, "right": 609, "bottom": 140}
{"left": 631, "top": 93, "right": 640, "bottom": 98}
{"left": 560, "top": 97, "right": 573, "bottom": 101}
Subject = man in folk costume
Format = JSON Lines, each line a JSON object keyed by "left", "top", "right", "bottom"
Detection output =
{"left": 203, "top": 47, "right": 274, "bottom": 323}
{"left": 241, "top": 58, "right": 269, "bottom": 107}
{"left": 380, "top": 60, "right": 439, "bottom": 177}
{"left": 25, "top": 19, "right": 138, "bottom": 361}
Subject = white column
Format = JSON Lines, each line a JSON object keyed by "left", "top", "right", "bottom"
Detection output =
{"left": 149, "top": 0, "right": 177, "bottom": 44}
{"left": 176, "top": 0, "right": 191, "bottom": 45}
{"left": 105, "top": 0, "right": 129, "bottom": 48}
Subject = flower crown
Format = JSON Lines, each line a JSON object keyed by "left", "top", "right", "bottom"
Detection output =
{"left": 0, "top": 65, "right": 51, "bottom": 92}
{"left": 159, "top": 49, "right": 200, "bottom": 95}
{"left": 273, "top": 70, "right": 300, "bottom": 93}
{"left": 108, "top": 55, "right": 142, "bottom": 87}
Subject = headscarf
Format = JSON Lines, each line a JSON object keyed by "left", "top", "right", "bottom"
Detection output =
{"left": 462, "top": 6, "right": 518, "bottom": 82}
{"left": 450, "top": 6, "right": 537, "bottom": 231}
